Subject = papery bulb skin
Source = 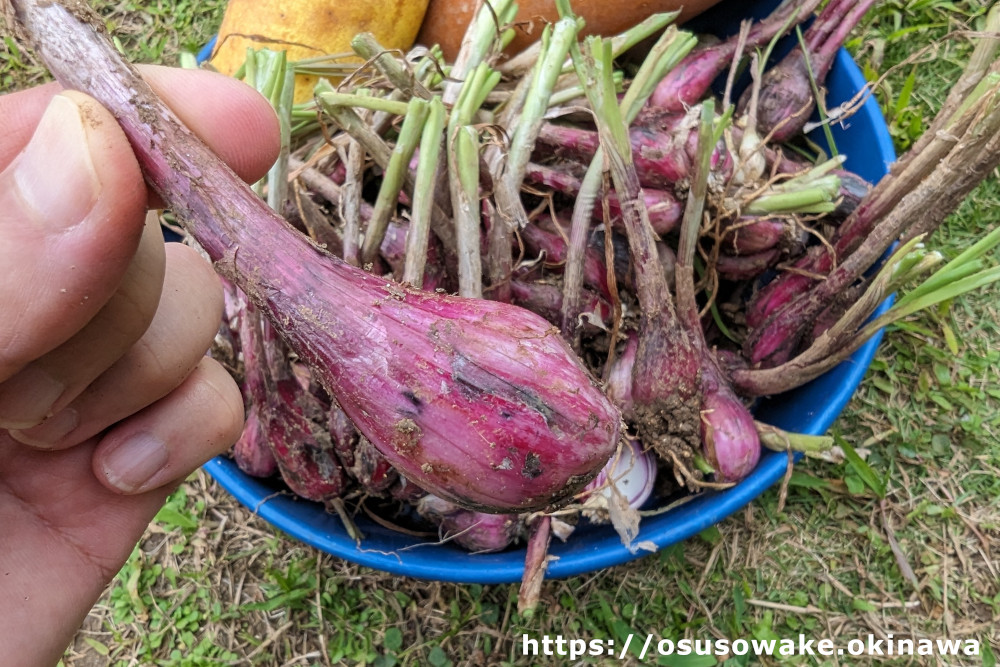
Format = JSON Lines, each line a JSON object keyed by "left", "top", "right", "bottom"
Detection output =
{"left": 417, "top": 495, "right": 521, "bottom": 552}
{"left": 236, "top": 232, "right": 621, "bottom": 513}
{"left": 232, "top": 404, "right": 277, "bottom": 478}
{"left": 265, "top": 378, "right": 346, "bottom": 502}
{"left": 6, "top": 0, "right": 623, "bottom": 515}
{"left": 700, "top": 370, "right": 760, "bottom": 483}
{"left": 583, "top": 438, "right": 656, "bottom": 509}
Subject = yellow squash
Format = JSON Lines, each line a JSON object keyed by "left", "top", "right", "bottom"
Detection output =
{"left": 211, "top": 0, "right": 430, "bottom": 102}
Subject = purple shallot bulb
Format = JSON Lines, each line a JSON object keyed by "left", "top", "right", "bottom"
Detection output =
{"left": 7, "top": 0, "right": 622, "bottom": 513}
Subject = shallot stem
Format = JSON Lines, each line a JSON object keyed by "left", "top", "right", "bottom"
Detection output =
{"left": 403, "top": 98, "right": 446, "bottom": 285}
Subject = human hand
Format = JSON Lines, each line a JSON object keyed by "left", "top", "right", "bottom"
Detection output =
{"left": 0, "top": 66, "right": 279, "bottom": 666}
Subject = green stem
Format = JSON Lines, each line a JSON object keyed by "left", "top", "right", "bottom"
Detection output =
{"left": 361, "top": 98, "right": 431, "bottom": 265}
{"left": 756, "top": 421, "right": 834, "bottom": 454}
{"left": 316, "top": 91, "right": 411, "bottom": 116}
{"left": 557, "top": 12, "right": 696, "bottom": 339}
{"left": 744, "top": 177, "right": 841, "bottom": 215}
{"left": 676, "top": 101, "right": 720, "bottom": 332}
{"left": 351, "top": 32, "right": 432, "bottom": 99}
{"left": 443, "top": 0, "right": 517, "bottom": 105}
{"left": 451, "top": 125, "right": 483, "bottom": 297}
{"left": 796, "top": 25, "right": 838, "bottom": 156}
{"left": 893, "top": 223, "right": 1000, "bottom": 311}
{"left": 404, "top": 98, "right": 447, "bottom": 286}
{"left": 504, "top": 17, "right": 582, "bottom": 189}
{"left": 548, "top": 71, "right": 624, "bottom": 106}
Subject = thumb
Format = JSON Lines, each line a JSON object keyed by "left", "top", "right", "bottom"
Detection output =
{"left": 0, "top": 90, "right": 147, "bottom": 381}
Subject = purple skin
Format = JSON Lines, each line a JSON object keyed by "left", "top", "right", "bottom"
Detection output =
{"left": 239, "top": 303, "right": 346, "bottom": 502}
{"left": 350, "top": 436, "right": 398, "bottom": 494}
{"left": 510, "top": 280, "right": 611, "bottom": 331}
{"left": 745, "top": 197, "right": 886, "bottom": 361}
{"left": 390, "top": 476, "right": 427, "bottom": 504}
{"left": 416, "top": 495, "right": 520, "bottom": 553}
{"left": 328, "top": 400, "right": 397, "bottom": 494}
{"left": 520, "top": 220, "right": 613, "bottom": 299}
{"left": 829, "top": 169, "right": 872, "bottom": 221}
{"left": 804, "top": 283, "right": 866, "bottom": 345}
{"left": 604, "top": 332, "right": 761, "bottom": 484}
{"left": 712, "top": 348, "right": 750, "bottom": 378}
{"left": 232, "top": 404, "right": 278, "bottom": 478}
{"left": 604, "top": 332, "right": 639, "bottom": 417}
{"left": 265, "top": 378, "right": 347, "bottom": 502}
{"left": 699, "top": 363, "right": 761, "bottom": 483}
{"left": 22, "top": 0, "right": 622, "bottom": 513}
{"left": 716, "top": 247, "right": 783, "bottom": 281}
{"left": 649, "top": 0, "right": 824, "bottom": 112}
{"left": 719, "top": 217, "right": 789, "bottom": 255}
{"left": 741, "top": 0, "right": 878, "bottom": 143}
{"left": 378, "top": 219, "right": 449, "bottom": 291}
{"left": 534, "top": 118, "right": 733, "bottom": 191}
{"left": 745, "top": 245, "right": 826, "bottom": 329}
{"left": 327, "top": 401, "right": 358, "bottom": 468}
{"left": 524, "top": 162, "right": 683, "bottom": 235}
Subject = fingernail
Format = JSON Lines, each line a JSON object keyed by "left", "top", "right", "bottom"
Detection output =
{"left": 9, "top": 407, "right": 80, "bottom": 448}
{"left": 0, "top": 366, "right": 66, "bottom": 429}
{"left": 13, "top": 93, "right": 100, "bottom": 231}
{"left": 102, "top": 432, "right": 170, "bottom": 494}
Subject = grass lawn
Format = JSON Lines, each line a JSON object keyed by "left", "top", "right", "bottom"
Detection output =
{"left": 3, "top": 0, "right": 998, "bottom": 665}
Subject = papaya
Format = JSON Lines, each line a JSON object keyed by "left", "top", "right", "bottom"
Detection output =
{"left": 211, "top": 0, "right": 430, "bottom": 103}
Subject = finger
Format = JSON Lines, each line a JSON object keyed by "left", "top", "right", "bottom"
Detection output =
{"left": 0, "top": 213, "right": 166, "bottom": 429}
{"left": 0, "top": 65, "right": 279, "bottom": 189}
{"left": 0, "top": 430, "right": 173, "bottom": 667}
{"left": 92, "top": 357, "right": 245, "bottom": 495}
{"left": 10, "top": 243, "right": 223, "bottom": 448}
{"left": 140, "top": 65, "right": 281, "bottom": 198}
{"left": 0, "top": 90, "right": 147, "bottom": 380}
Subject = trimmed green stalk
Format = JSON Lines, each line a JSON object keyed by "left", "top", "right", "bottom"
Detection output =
{"left": 342, "top": 140, "right": 365, "bottom": 266}
{"left": 743, "top": 176, "right": 841, "bottom": 215}
{"left": 316, "top": 81, "right": 459, "bottom": 258}
{"left": 319, "top": 100, "right": 393, "bottom": 164}
{"left": 676, "top": 101, "right": 724, "bottom": 332}
{"left": 755, "top": 422, "right": 834, "bottom": 455}
{"left": 317, "top": 91, "right": 411, "bottom": 116}
{"left": 451, "top": 125, "right": 483, "bottom": 297}
{"left": 548, "top": 71, "right": 623, "bottom": 106}
{"left": 503, "top": 17, "right": 581, "bottom": 191}
{"left": 288, "top": 52, "right": 356, "bottom": 77}
{"left": 351, "top": 32, "right": 433, "bottom": 100}
{"left": 738, "top": 155, "right": 844, "bottom": 215}
{"left": 447, "top": 62, "right": 500, "bottom": 297}
{"left": 557, "top": 15, "right": 697, "bottom": 339}
{"left": 268, "top": 63, "right": 295, "bottom": 213}
{"left": 443, "top": 0, "right": 517, "bottom": 106}
{"left": 243, "top": 49, "right": 290, "bottom": 201}
{"left": 403, "top": 97, "right": 447, "bottom": 286}
{"left": 361, "top": 98, "right": 431, "bottom": 265}
{"left": 500, "top": 10, "right": 679, "bottom": 78}
{"left": 486, "top": 17, "right": 582, "bottom": 303}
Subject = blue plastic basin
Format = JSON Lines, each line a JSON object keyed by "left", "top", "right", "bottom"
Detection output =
{"left": 202, "top": 0, "right": 896, "bottom": 584}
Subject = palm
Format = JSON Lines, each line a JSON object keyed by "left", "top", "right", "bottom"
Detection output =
{"left": 0, "top": 431, "right": 167, "bottom": 663}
